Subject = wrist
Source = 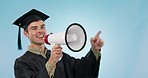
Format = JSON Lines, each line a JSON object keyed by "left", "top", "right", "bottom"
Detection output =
{"left": 48, "top": 58, "right": 56, "bottom": 67}
{"left": 91, "top": 47, "right": 100, "bottom": 52}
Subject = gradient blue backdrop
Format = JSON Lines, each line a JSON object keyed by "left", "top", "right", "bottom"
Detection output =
{"left": 0, "top": 0, "right": 148, "bottom": 78}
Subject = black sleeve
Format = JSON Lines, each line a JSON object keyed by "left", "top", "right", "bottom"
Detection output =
{"left": 74, "top": 49, "right": 101, "bottom": 78}
{"left": 14, "top": 58, "right": 50, "bottom": 78}
{"left": 63, "top": 49, "right": 101, "bottom": 78}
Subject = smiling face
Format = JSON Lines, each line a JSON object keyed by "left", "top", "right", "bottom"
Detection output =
{"left": 24, "top": 20, "right": 47, "bottom": 46}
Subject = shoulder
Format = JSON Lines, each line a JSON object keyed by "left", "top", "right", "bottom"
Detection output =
{"left": 15, "top": 51, "right": 38, "bottom": 62}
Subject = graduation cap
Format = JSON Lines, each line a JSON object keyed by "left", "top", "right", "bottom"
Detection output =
{"left": 13, "top": 9, "right": 49, "bottom": 50}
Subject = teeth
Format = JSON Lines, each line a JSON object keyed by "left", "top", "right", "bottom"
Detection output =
{"left": 37, "top": 35, "right": 44, "bottom": 38}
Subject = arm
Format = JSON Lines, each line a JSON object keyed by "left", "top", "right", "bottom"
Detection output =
{"left": 72, "top": 49, "right": 101, "bottom": 78}
{"left": 74, "top": 31, "right": 104, "bottom": 78}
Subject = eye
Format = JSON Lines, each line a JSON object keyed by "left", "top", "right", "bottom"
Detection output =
{"left": 41, "top": 26, "right": 45, "bottom": 29}
{"left": 41, "top": 24, "right": 45, "bottom": 29}
{"left": 31, "top": 26, "right": 37, "bottom": 30}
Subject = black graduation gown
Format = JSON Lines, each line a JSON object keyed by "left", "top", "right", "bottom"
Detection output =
{"left": 14, "top": 49, "right": 101, "bottom": 78}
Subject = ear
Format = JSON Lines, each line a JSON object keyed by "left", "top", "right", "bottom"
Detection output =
{"left": 24, "top": 30, "right": 29, "bottom": 38}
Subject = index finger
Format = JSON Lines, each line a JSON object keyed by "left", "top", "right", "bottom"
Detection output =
{"left": 95, "top": 31, "right": 101, "bottom": 38}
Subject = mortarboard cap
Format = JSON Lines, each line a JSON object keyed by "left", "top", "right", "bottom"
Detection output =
{"left": 13, "top": 9, "right": 49, "bottom": 50}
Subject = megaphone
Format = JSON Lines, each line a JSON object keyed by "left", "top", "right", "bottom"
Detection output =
{"left": 44, "top": 23, "right": 87, "bottom": 52}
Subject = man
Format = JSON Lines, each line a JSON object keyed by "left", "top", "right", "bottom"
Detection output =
{"left": 13, "top": 9, "right": 104, "bottom": 78}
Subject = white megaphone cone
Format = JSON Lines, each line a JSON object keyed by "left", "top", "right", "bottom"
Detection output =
{"left": 44, "top": 23, "right": 87, "bottom": 52}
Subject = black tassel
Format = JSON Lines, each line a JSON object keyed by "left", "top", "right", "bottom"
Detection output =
{"left": 18, "top": 26, "right": 22, "bottom": 50}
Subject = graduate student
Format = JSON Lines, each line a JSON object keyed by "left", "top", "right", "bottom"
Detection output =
{"left": 13, "top": 9, "right": 104, "bottom": 78}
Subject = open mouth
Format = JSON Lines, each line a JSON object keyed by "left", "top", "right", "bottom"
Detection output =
{"left": 36, "top": 34, "right": 45, "bottom": 38}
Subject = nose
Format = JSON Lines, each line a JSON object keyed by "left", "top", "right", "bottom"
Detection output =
{"left": 37, "top": 28, "right": 44, "bottom": 33}
{"left": 37, "top": 27, "right": 47, "bottom": 35}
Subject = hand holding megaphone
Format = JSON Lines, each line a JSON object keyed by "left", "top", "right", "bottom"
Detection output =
{"left": 49, "top": 44, "right": 63, "bottom": 66}
{"left": 44, "top": 23, "right": 87, "bottom": 52}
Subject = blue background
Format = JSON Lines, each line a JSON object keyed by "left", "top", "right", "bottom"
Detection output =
{"left": 0, "top": 0, "right": 148, "bottom": 78}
